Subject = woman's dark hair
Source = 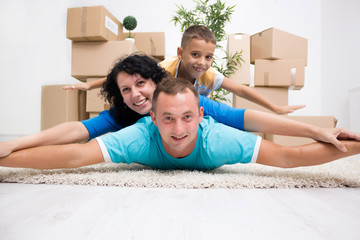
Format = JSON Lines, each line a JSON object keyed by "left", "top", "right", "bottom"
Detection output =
{"left": 101, "top": 53, "right": 167, "bottom": 127}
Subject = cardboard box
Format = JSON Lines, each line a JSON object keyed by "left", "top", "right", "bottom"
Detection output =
{"left": 66, "top": 6, "right": 123, "bottom": 41}
{"left": 233, "top": 87, "right": 288, "bottom": 114}
{"left": 227, "top": 33, "right": 251, "bottom": 85}
{"left": 122, "top": 32, "right": 165, "bottom": 60}
{"left": 86, "top": 78, "right": 109, "bottom": 112}
{"left": 250, "top": 28, "right": 308, "bottom": 65}
{"left": 265, "top": 116, "right": 337, "bottom": 146}
{"left": 41, "top": 85, "right": 88, "bottom": 130}
{"left": 89, "top": 112, "right": 100, "bottom": 118}
{"left": 71, "top": 40, "right": 137, "bottom": 81}
{"left": 254, "top": 59, "right": 305, "bottom": 89}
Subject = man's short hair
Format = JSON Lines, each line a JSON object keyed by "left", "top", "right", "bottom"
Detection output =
{"left": 152, "top": 77, "right": 200, "bottom": 112}
{"left": 181, "top": 25, "right": 216, "bottom": 49}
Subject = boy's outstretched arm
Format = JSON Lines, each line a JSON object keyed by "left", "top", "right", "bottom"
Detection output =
{"left": 0, "top": 121, "right": 89, "bottom": 158}
{"left": 0, "top": 140, "right": 104, "bottom": 169}
{"left": 221, "top": 77, "right": 305, "bottom": 114}
{"left": 244, "top": 109, "right": 360, "bottom": 152}
{"left": 63, "top": 77, "right": 106, "bottom": 91}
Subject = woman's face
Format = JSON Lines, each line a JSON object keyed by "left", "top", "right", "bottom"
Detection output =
{"left": 117, "top": 71, "right": 156, "bottom": 115}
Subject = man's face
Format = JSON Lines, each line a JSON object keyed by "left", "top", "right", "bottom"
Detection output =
{"left": 177, "top": 39, "right": 216, "bottom": 80}
{"left": 150, "top": 89, "right": 204, "bottom": 158}
{"left": 117, "top": 72, "right": 156, "bottom": 115}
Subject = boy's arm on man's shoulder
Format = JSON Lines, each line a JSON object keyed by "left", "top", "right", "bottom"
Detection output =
{"left": 220, "top": 77, "right": 305, "bottom": 114}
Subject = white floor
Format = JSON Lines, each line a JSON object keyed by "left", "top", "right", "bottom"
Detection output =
{"left": 0, "top": 183, "right": 359, "bottom": 240}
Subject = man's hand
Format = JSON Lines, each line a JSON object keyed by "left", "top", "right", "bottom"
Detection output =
{"left": 315, "top": 128, "right": 360, "bottom": 152}
{"left": 63, "top": 83, "right": 91, "bottom": 91}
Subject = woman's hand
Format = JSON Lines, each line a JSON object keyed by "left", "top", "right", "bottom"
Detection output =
{"left": 273, "top": 104, "right": 306, "bottom": 114}
{"left": 63, "top": 82, "right": 91, "bottom": 91}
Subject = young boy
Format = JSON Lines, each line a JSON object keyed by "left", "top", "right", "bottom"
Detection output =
{"left": 65, "top": 25, "right": 304, "bottom": 114}
{"left": 160, "top": 25, "right": 305, "bottom": 114}
{"left": 1, "top": 77, "right": 359, "bottom": 171}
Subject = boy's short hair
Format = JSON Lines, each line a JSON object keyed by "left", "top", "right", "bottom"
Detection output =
{"left": 152, "top": 77, "right": 200, "bottom": 112}
{"left": 181, "top": 25, "right": 216, "bottom": 49}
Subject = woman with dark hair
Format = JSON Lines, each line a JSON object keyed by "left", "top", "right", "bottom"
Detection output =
{"left": 0, "top": 53, "right": 244, "bottom": 157}
{"left": 0, "top": 54, "right": 355, "bottom": 157}
{"left": 83, "top": 54, "right": 167, "bottom": 140}
{"left": 101, "top": 53, "right": 166, "bottom": 126}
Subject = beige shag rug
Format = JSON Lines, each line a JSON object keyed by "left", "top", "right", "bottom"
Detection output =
{"left": 1, "top": 156, "right": 359, "bottom": 189}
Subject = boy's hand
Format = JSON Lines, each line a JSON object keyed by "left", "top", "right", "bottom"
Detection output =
{"left": 273, "top": 105, "right": 306, "bottom": 114}
{"left": 63, "top": 83, "right": 91, "bottom": 91}
{"left": 316, "top": 128, "right": 360, "bottom": 152}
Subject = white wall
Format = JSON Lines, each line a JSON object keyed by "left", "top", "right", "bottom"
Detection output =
{"left": 0, "top": 0, "right": 357, "bottom": 140}
{"left": 321, "top": 0, "right": 360, "bottom": 130}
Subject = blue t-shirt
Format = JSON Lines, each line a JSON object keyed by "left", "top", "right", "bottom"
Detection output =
{"left": 82, "top": 95, "right": 246, "bottom": 140}
{"left": 96, "top": 116, "right": 261, "bottom": 170}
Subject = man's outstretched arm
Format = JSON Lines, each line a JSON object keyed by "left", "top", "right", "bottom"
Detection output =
{"left": 244, "top": 109, "right": 360, "bottom": 152}
{"left": 0, "top": 121, "right": 89, "bottom": 158}
{"left": 256, "top": 139, "right": 360, "bottom": 168}
{"left": 0, "top": 140, "right": 104, "bottom": 170}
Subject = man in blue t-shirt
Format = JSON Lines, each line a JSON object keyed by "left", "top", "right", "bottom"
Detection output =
{"left": 1, "top": 78, "right": 360, "bottom": 170}
{"left": 95, "top": 76, "right": 261, "bottom": 170}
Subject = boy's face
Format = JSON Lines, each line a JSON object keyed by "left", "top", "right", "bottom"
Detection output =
{"left": 150, "top": 89, "right": 204, "bottom": 158}
{"left": 177, "top": 39, "right": 216, "bottom": 80}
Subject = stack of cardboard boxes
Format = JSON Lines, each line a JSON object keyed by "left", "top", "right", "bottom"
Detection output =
{"left": 41, "top": 5, "right": 165, "bottom": 129}
{"left": 227, "top": 28, "right": 337, "bottom": 146}
{"left": 41, "top": 10, "right": 334, "bottom": 145}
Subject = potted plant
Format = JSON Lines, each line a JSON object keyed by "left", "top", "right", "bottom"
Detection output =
{"left": 123, "top": 15, "right": 137, "bottom": 42}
